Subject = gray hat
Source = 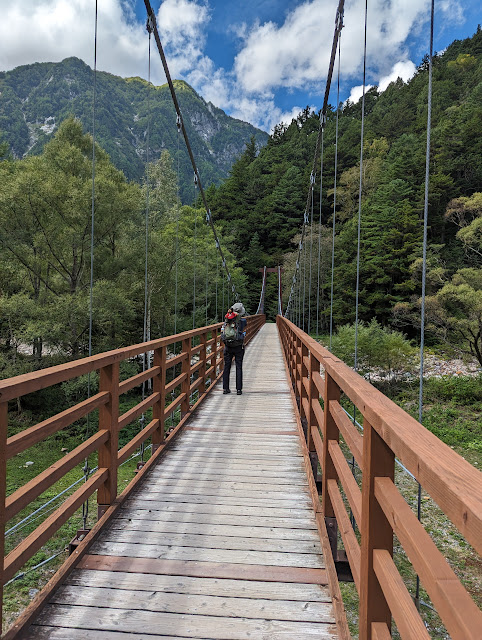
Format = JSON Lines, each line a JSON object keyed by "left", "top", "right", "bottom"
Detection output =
{"left": 232, "top": 302, "right": 246, "bottom": 316}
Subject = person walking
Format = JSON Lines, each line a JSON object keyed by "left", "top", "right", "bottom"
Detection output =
{"left": 222, "top": 302, "right": 247, "bottom": 395}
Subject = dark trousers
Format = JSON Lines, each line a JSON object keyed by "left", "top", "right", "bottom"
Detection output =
{"left": 223, "top": 345, "right": 244, "bottom": 391}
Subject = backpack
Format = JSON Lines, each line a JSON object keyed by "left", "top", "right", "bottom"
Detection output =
{"left": 222, "top": 315, "right": 244, "bottom": 347}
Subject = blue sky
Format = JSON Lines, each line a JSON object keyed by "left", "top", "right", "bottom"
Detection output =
{"left": 0, "top": 0, "right": 480, "bottom": 131}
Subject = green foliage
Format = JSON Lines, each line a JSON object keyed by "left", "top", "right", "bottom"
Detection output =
{"left": 0, "top": 58, "right": 268, "bottom": 203}
{"left": 328, "top": 319, "right": 415, "bottom": 377}
{"left": 0, "top": 118, "right": 246, "bottom": 379}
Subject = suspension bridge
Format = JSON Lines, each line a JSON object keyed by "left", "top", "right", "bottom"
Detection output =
{"left": 0, "top": 0, "right": 481, "bottom": 638}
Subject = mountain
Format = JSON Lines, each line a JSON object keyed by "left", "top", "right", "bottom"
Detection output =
{"left": 0, "top": 57, "right": 268, "bottom": 201}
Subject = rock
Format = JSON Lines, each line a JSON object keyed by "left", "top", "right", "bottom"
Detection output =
{"left": 25, "top": 461, "right": 34, "bottom": 466}
{"left": 29, "top": 588, "right": 39, "bottom": 598}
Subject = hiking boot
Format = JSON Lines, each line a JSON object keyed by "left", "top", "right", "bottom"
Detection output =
{"left": 236, "top": 389, "right": 242, "bottom": 395}
{"left": 223, "top": 389, "right": 231, "bottom": 394}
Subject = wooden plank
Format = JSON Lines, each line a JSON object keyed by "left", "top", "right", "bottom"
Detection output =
{"left": 52, "top": 584, "right": 335, "bottom": 623}
{"left": 26, "top": 628, "right": 194, "bottom": 640}
{"left": 6, "top": 430, "right": 108, "bottom": 521}
{"left": 4, "top": 469, "right": 107, "bottom": 582}
{"left": 97, "top": 363, "right": 120, "bottom": 510}
{"left": 89, "top": 541, "right": 324, "bottom": 568}
{"left": 375, "top": 476, "right": 482, "bottom": 640}
{"left": 118, "top": 365, "right": 160, "bottom": 395}
{"left": 326, "top": 480, "right": 361, "bottom": 591}
{"left": 6, "top": 392, "right": 109, "bottom": 459}
{"left": 164, "top": 371, "right": 186, "bottom": 395}
{"left": 119, "top": 499, "right": 315, "bottom": 529}
{"left": 133, "top": 485, "right": 310, "bottom": 500}
{"left": 185, "top": 427, "right": 299, "bottom": 436}
{"left": 311, "top": 425, "right": 324, "bottom": 471}
{"left": 124, "top": 496, "right": 314, "bottom": 514}
{"left": 139, "top": 478, "right": 309, "bottom": 491}
{"left": 66, "top": 568, "right": 332, "bottom": 601}
{"left": 328, "top": 439, "right": 362, "bottom": 525}
{"left": 163, "top": 392, "right": 186, "bottom": 419}
{"left": 359, "top": 420, "right": 394, "bottom": 639}
{"left": 117, "top": 391, "right": 160, "bottom": 430}
{"left": 311, "top": 327, "right": 482, "bottom": 556}
{"left": 34, "top": 604, "right": 339, "bottom": 639}
{"left": 107, "top": 519, "right": 320, "bottom": 541}
{"left": 181, "top": 430, "right": 300, "bottom": 440}
{"left": 147, "top": 470, "right": 308, "bottom": 484}
{"left": 98, "top": 529, "right": 322, "bottom": 554}
{"left": 0, "top": 406, "right": 193, "bottom": 640}
{"left": 78, "top": 554, "right": 328, "bottom": 584}
{"left": 330, "top": 399, "right": 363, "bottom": 468}
{"left": 373, "top": 549, "right": 430, "bottom": 640}
{"left": 372, "top": 622, "right": 391, "bottom": 640}
{"left": 161, "top": 452, "right": 304, "bottom": 466}
{"left": 165, "top": 350, "right": 188, "bottom": 370}
{"left": 117, "top": 418, "right": 160, "bottom": 465}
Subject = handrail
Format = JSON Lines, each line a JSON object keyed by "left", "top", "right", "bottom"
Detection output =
{"left": 0, "top": 314, "right": 265, "bottom": 629}
{"left": 277, "top": 315, "right": 482, "bottom": 640}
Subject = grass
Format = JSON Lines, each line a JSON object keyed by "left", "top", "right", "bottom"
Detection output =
{"left": 337, "top": 374, "right": 482, "bottom": 638}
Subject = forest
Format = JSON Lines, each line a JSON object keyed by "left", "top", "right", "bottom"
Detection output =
{"left": 0, "top": 28, "right": 481, "bottom": 378}
{"left": 207, "top": 27, "right": 482, "bottom": 366}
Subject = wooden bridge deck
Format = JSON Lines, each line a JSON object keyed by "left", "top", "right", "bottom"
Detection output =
{"left": 27, "top": 324, "right": 338, "bottom": 639}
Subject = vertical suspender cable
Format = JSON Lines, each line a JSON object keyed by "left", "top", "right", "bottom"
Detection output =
{"left": 316, "top": 126, "right": 325, "bottom": 337}
{"left": 174, "top": 115, "right": 181, "bottom": 334}
{"left": 140, "top": 19, "right": 153, "bottom": 465}
{"left": 205, "top": 215, "right": 209, "bottom": 326}
{"left": 415, "top": 0, "right": 434, "bottom": 610}
{"left": 215, "top": 253, "right": 219, "bottom": 321}
{"left": 351, "top": 0, "right": 368, "bottom": 529}
{"left": 354, "top": 0, "right": 367, "bottom": 374}
{"left": 192, "top": 177, "right": 198, "bottom": 329}
{"left": 83, "top": 0, "right": 98, "bottom": 530}
{"left": 308, "top": 176, "right": 314, "bottom": 333}
{"left": 329, "top": 35, "right": 342, "bottom": 350}
{"left": 302, "top": 237, "right": 307, "bottom": 331}
{"left": 284, "top": 1, "right": 344, "bottom": 320}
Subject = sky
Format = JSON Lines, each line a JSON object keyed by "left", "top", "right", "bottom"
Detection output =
{"left": 0, "top": 0, "right": 480, "bottom": 132}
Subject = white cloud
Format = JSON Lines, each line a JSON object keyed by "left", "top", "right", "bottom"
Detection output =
{"left": 233, "top": 0, "right": 463, "bottom": 95}
{"left": 378, "top": 60, "right": 416, "bottom": 92}
{"left": 0, "top": 0, "right": 210, "bottom": 85}
{"left": 0, "top": 0, "right": 466, "bottom": 132}
{"left": 347, "top": 84, "right": 373, "bottom": 105}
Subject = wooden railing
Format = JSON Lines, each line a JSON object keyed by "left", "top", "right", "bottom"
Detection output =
{"left": 277, "top": 315, "right": 482, "bottom": 640}
{"left": 0, "top": 314, "right": 265, "bottom": 627}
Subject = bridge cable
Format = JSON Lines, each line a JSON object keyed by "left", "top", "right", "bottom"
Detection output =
{"left": 303, "top": 234, "right": 307, "bottom": 331}
{"left": 308, "top": 175, "right": 314, "bottom": 333}
{"left": 143, "top": 0, "right": 239, "bottom": 302}
{"left": 139, "top": 18, "right": 154, "bottom": 465}
{"left": 329, "top": 34, "right": 342, "bottom": 351}
{"left": 205, "top": 216, "right": 209, "bottom": 326}
{"left": 174, "top": 114, "right": 181, "bottom": 334}
{"left": 284, "top": 0, "right": 345, "bottom": 318}
{"left": 215, "top": 252, "right": 219, "bottom": 321}
{"left": 415, "top": 0, "right": 435, "bottom": 611}
{"left": 82, "top": 0, "right": 98, "bottom": 531}
{"left": 192, "top": 178, "right": 198, "bottom": 329}
{"left": 316, "top": 128, "right": 325, "bottom": 336}
{"left": 350, "top": 0, "right": 368, "bottom": 530}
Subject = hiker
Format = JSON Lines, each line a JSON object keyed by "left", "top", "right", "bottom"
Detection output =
{"left": 221, "top": 302, "right": 247, "bottom": 395}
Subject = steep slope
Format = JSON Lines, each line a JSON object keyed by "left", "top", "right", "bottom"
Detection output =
{"left": 0, "top": 57, "right": 268, "bottom": 201}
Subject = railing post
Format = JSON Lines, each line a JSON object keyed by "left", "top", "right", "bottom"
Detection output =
{"left": 300, "top": 342, "right": 309, "bottom": 439}
{"left": 181, "top": 336, "right": 192, "bottom": 417}
{"left": 200, "top": 331, "right": 207, "bottom": 394}
{"left": 322, "top": 371, "right": 340, "bottom": 557}
{"left": 359, "top": 420, "right": 394, "bottom": 640}
{"left": 0, "top": 401, "right": 7, "bottom": 626}
{"left": 307, "top": 353, "right": 319, "bottom": 482}
{"left": 152, "top": 345, "right": 166, "bottom": 454}
{"left": 97, "top": 361, "right": 120, "bottom": 519}
{"left": 295, "top": 336, "right": 302, "bottom": 409}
